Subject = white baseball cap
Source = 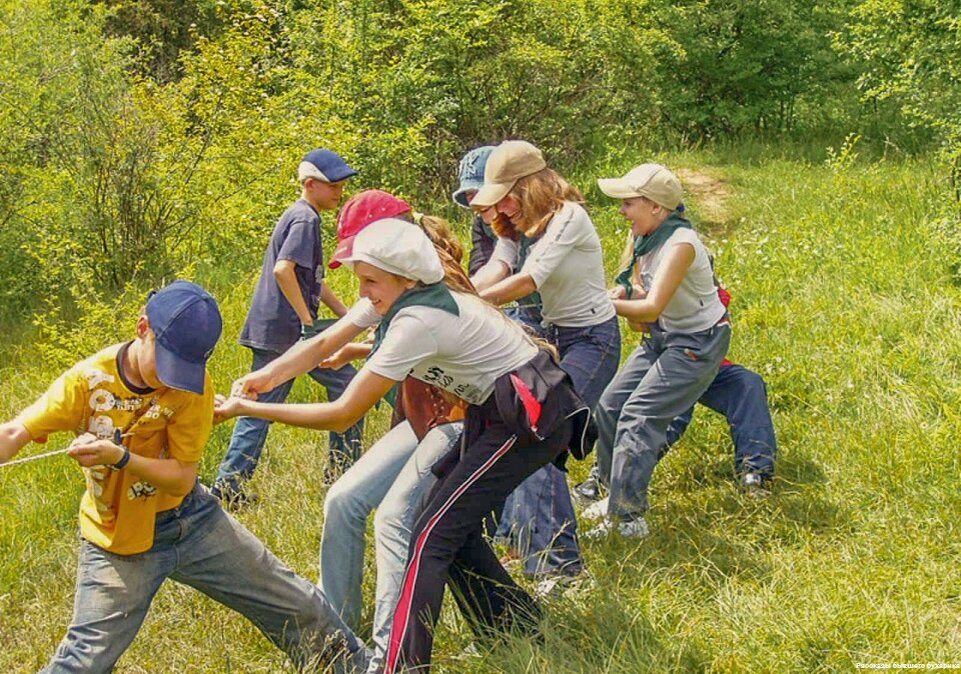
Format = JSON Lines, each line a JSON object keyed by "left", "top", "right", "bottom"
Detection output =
{"left": 338, "top": 218, "right": 445, "bottom": 284}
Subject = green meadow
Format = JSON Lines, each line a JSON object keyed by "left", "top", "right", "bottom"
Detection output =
{"left": 3, "top": 140, "right": 959, "bottom": 672}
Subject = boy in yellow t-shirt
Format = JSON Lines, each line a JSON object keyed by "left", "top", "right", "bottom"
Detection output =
{"left": 0, "top": 281, "right": 369, "bottom": 673}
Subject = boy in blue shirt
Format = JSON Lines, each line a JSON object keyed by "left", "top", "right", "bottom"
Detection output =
{"left": 213, "top": 149, "right": 364, "bottom": 505}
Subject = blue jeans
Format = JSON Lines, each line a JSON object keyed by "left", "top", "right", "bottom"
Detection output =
{"left": 595, "top": 322, "right": 731, "bottom": 519}
{"left": 499, "top": 316, "right": 621, "bottom": 576}
{"left": 40, "top": 485, "right": 369, "bottom": 674}
{"left": 664, "top": 364, "right": 777, "bottom": 477}
{"left": 319, "top": 422, "right": 461, "bottom": 673}
{"left": 214, "top": 347, "right": 364, "bottom": 494}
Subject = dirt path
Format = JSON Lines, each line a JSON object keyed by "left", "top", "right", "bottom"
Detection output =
{"left": 675, "top": 167, "right": 732, "bottom": 228}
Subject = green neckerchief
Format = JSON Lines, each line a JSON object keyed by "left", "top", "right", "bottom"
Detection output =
{"left": 615, "top": 213, "right": 692, "bottom": 299}
{"left": 516, "top": 234, "right": 543, "bottom": 311}
{"left": 371, "top": 282, "right": 460, "bottom": 356}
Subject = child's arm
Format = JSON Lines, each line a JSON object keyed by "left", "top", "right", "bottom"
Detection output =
{"left": 0, "top": 421, "right": 33, "bottom": 464}
{"left": 217, "top": 369, "right": 393, "bottom": 434}
{"left": 230, "top": 316, "right": 365, "bottom": 399}
{"left": 67, "top": 433, "right": 198, "bottom": 497}
{"left": 319, "top": 342, "right": 372, "bottom": 370}
{"left": 613, "top": 243, "right": 694, "bottom": 324}
{"left": 273, "top": 259, "right": 315, "bottom": 326}
{"left": 319, "top": 281, "right": 348, "bottom": 318}
{"left": 479, "top": 273, "right": 537, "bottom": 306}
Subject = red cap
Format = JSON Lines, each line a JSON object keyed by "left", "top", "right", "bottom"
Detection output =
{"left": 330, "top": 190, "right": 412, "bottom": 269}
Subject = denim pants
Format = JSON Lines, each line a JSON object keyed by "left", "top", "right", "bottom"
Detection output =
{"left": 40, "top": 484, "right": 369, "bottom": 674}
{"left": 595, "top": 322, "right": 731, "bottom": 519}
{"left": 498, "top": 315, "right": 621, "bottom": 576}
{"left": 214, "top": 346, "right": 364, "bottom": 494}
{"left": 319, "top": 421, "right": 461, "bottom": 673}
{"left": 664, "top": 364, "right": 777, "bottom": 476}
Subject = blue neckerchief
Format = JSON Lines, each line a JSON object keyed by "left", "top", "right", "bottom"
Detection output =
{"left": 615, "top": 213, "right": 692, "bottom": 299}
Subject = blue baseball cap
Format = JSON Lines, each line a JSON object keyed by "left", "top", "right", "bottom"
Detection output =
{"left": 145, "top": 281, "right": 223, "bottom": 394}
{"left": 452, "top": 145, "right": 495, "bottom": 208}
{"left": 298, "top": 148, "right": 358, "bottom": 183}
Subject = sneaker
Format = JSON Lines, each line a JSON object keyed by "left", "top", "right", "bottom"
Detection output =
{"left": 584, "top": 515, "right": 649, "bottom": 540}
{"left": 534, "top": 571, "right": 595, "bottom": 599}
{"left": 580, "top": 496, "right": 609, "bottom": 521}
{"left": 211, "top": 484, "right": 259, "bottom": 511}
{"left": 573, "top": 473, "right": 603, "bottom": 503}
{"left": 740, "top": 472, "right": 771, "bottom": 497}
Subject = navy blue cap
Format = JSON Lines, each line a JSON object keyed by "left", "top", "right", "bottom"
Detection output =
{"left": 145, "top": 281, "right": 223, "bottom": 394}
{"left": 452, "top": 146, "right": 495, "bottom": 208}
{"left": 298, "top": 148, "right": 358, "bottom": 183}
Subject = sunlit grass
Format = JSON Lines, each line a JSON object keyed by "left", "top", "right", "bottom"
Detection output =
{"left": 2, "top": 147, "right": 959, "bottom": 672}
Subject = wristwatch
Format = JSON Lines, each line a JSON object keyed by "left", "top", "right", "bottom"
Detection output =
{"left": 110, "top": 429, "right": 131, "bottom": 471}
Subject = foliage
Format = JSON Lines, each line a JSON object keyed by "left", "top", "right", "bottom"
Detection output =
{"left": 838, "top": 0, "right": 961, "bottom": 213}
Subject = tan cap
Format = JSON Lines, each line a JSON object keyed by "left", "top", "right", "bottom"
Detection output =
{"left": 470, "top": 140, "right": 547, "bottom": 207}
{"left": 597, "top": 163, "right": 683, "bottom": 209}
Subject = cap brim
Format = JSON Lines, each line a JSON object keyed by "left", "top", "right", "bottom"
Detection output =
{"left": 596, "top": 178, "right": 639, "bottom": 200}
{"left": 325, "top": 166, "right": 358, "bottom": 183}
{"left": 452, "top": 180, "right": 485, "bottom": 209}
{"left": 469, "top": 180, "right": 514, "bottom": 208}
{"left": 154, "top": 342, "right": 206, "bottom": 394}
{"left": 328, "top": 235, "right": 356, "bottom": 269}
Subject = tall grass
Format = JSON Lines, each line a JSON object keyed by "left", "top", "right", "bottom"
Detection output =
{"left": 2, "top": 147, "right": 958, "bottom": 672}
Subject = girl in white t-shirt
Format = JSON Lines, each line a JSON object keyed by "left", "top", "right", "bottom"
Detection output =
{"left": 468, "top": 140, "right": 621, "bottom": 584}
{"left": 215, "top": 219, "right": 592, "bottom": 674}
{"left": 586, "top": 163, "right": 731, "bottom": 539}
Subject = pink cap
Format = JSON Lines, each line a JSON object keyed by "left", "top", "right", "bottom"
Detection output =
{"left": 330, "top": 190, "right": 412, "bottom": 269}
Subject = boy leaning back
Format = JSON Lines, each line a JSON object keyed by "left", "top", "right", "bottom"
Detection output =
{"left": 0, "top": 281, "right": 369, "bottom": 674}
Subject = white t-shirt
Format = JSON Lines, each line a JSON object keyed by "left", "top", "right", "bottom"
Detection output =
{"left": 487, "top": 202, "right": 615, "bottom": 328}
{"left": 345, "top": 293, "right": 538, "bottom": 405}
{"left": 636, "top": 228, "right": 726, "bottom": 333}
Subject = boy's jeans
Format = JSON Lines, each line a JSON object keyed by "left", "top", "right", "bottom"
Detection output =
{"left": 319, "top": 421, "right": 461, "bottom": 673}
{"left": 595, "top": 322, "right": 731, "bottom": 519}
{"left": 41, "top": 484, "right": 369, "bottom": 674}
{"left": 498, "top": 316, "right": 621, "bottom": 577}
{"left": 214, "top": 347, "right": 364, "bottom": 495}
{"left": 664, "top": 364, "right": 777, "bottom": 477}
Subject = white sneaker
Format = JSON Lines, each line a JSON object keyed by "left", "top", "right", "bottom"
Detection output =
{"left": 581, "top": 496, "right": 609, "bottom": 521}
{"left": 534, "top": 571, "right": 595, "bottom": 599}
{"left": 584, "top": 516, "right": 650, "bottom": 540}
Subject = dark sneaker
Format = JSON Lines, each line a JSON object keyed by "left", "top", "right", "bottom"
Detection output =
{"left": 740, "top": 472, "right": 771, "bottom": 497}
{"left": 573, "top": 473, "right": 603, "bottom": 503}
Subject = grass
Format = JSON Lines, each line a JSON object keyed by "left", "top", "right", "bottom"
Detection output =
{"left": 2, "top": 143, "right": 960, "bottom": 672}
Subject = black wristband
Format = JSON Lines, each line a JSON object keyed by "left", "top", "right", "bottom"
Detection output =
{"left": 111, "top": 446, "right": 131, "bottom": 471}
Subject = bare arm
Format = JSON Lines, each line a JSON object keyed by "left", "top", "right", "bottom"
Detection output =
{"left": 232, "top": 316, "right": 366, "bottom": 398}
{"left": 612, "top": 243, "right": 695, "bottom": 324}
{"left": 319, "top": 280, "right": 348, "bottom": 318}
{"left": 67, "top": 433, "right": 198, "bottom": 497}
{"left": 479, "top": 273, "right": 538, "bottom": 306}
{"left": 320, "top": 342, "right": 372, "bottom": 370}
{"left": 273, "top": 259, "right": 314, "bottom": 325}
{"left": 218, "top": 369, "right": 395, "bottom": 434}
{"left": 0, "top": 421, "right": 33, "bottom": 464}
{"left": 470, "top": 260, "right": 511, "bottom": 293}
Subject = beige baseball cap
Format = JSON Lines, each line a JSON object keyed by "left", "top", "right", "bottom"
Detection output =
{"left": 469, "top": 140, "right": 547, "bottom": 207}
{"left": 597, "top": 163, "right": 683, "bottom": 209}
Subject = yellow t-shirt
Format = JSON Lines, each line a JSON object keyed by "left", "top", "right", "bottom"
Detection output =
{"left": 17, "top": 342, "right": 213, "bottom": 555}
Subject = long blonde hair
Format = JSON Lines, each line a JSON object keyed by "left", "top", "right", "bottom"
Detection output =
{"left": 507, "top": 167, "right": 584, "bottom": 238}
